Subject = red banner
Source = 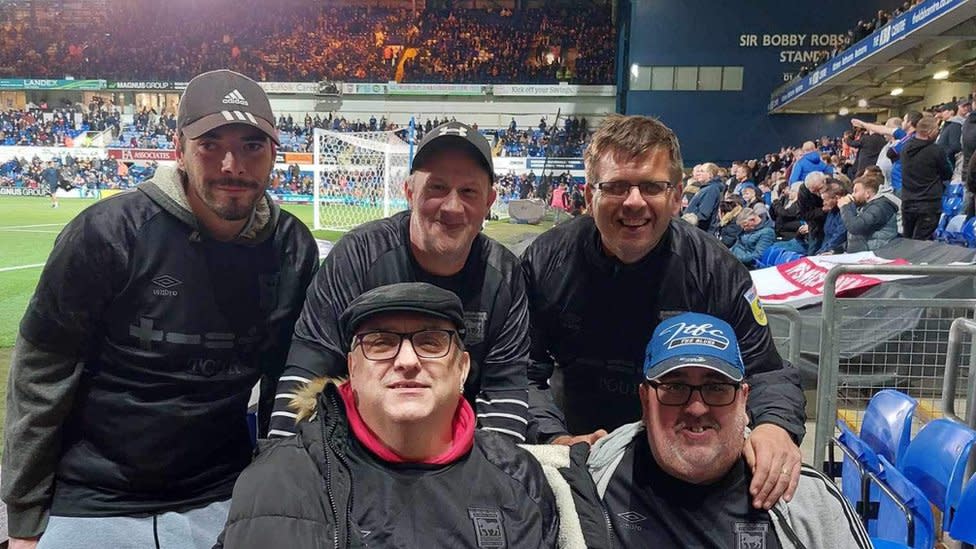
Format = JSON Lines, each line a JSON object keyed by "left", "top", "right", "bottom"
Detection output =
{"left": 107, "top": 148, "right": 177, "bottom": 162}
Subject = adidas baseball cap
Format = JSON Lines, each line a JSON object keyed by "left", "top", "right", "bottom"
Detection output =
{"left": 177, "top": 69, "right": 279, "bottom": 145}
{"left": 411, "top": 121, "right": 494, "bottom": 181}
{"left": 643, "top": 312, "right": 745, "bottom": 382}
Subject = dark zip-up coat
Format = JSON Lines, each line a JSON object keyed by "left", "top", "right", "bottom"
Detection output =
{"left": 901, "top": 136, "right": 952, "bottom": 213}
{"left": 521, "top": 216, "right": 805, "bottom": 442}
{"left": 216, "top": 380, "right": 612, "bottom": 548}
{"left": 273, "top": 210, "right": 530, "bottom": 441}
{"left": 2, "top": 167, "right": 319, "bottom": 537}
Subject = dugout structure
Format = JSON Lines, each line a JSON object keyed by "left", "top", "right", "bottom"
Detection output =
{"left": 312, "top": 128, "right": 411, "bottom": 231}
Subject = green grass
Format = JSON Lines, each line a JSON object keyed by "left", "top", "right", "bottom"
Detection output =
{"left": 0, "top": 195, "right": 554, "bottom": 454}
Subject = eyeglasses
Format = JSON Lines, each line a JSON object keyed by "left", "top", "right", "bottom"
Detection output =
{"left": 595, "top": 181, "right": 673, "bottom": 199}
{"left": 646, "top": 381, "right": 741, "bottom": 407}
{"left": 353, "top": 329, "right": 458, "bottom": 361}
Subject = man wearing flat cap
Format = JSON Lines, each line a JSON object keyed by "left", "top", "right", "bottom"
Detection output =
{"left": 587, "top": 312, "right": 871, "bottom": 548}
{"left": 3, "top": 69, "right": 318, "bottom": 549}
{"left": 271, "top": 121, "right": 532, "bottom": 443}
{"left": 217, "top": 282, "right": 610, "bottom": 548}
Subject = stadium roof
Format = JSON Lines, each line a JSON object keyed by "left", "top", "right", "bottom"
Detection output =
{"left": 769, "top": 0, "right": 976, "bottom": 114}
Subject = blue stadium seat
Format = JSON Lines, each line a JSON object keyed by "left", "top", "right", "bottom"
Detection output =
{"left": 942, "top": 214, "right": 968, "bottom": 245}
{"left": 836, "top": 422, "right": 882, "bottom": 534}
{"left": 900, "top": 418, "right": 976, "bottom": 531}
{"left": 861, "top": 389, "right": 917, "bottom": 466}
{"left": 963, "top": 217, "right": 976, "bottom": 248}
{"left": 755, "top": 246, "right": 781, "bottom": 269}
{"left": 949, "top": 472, "right": 976, "bottom": 543}
{"left": 872, "top": 455, "right": 935, "bottom": 549}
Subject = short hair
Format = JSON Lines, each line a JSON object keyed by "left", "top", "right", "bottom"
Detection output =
{"left": 736, "top": 207, "right": 758, "bottom": 224}
{"left": 885, "top": 117, "right": 902, "bottom": 129}
{"left": 916, "top": 116, "right": 939, "bottom": 137}
{"left": 701, "top": 162, "right": 720, "bottom": 177}
{"left": 904, "top": 110, "right": 923, "bottom": 128}
{"left": 822, "top": 182, "right": 849, "bottom": 198}
{"left": 584, "top": 114, "right": 684, "bottom": 186}
{"left": 804, "top": 171, "right": 827, "bottom": 188}
{"left": 854, "top": 174, "right": 882, "bottom": 194}
{"left": 802, "top": 141, "right": 816, "bottom": 152}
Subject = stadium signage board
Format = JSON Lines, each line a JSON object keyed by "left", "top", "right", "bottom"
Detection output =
{"left": 0, "top": 79, "right": 106, "bottom": 90}
{"left": 106, "top": 148, "right": 177, "bottom": 162}
{"left": 258, "top": 82, "right": 320, "bottom": 94}
{"left": 386, "top": 83, "right": 487, "bottom": 96}
{"left": 768, "top": 0, "right": 964, "bottom": 110}
{"left": 0, "top": 146, "right": 106, "bottom": 162}
{"left": 0, "top": 187, "right": 48, "bottom": 197}
{"left": 493, "top": 84, "right": 616, "bottom": 97}
{"left": 341, "top": 83, "right": 388, "bottom": 95}
{"left": 526, "top": 158, "right": 585, "bottom": 171}
{"left": 107, "top": 81, "right": 177, "bottom": 90}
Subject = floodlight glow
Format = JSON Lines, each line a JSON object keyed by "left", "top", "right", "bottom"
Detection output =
{"left": 630, "top": 64, "right": 639, "bottom": 79}
{"left": 934, "top": 70, "right": 950, "bottom": 80}
{"left": 890, "top": 88, "right": 904, "bottom": 96}
{"left": 857, "top": 98, "right": 869, "bottom": 108}
{"left": 839, "top": 107, "right": 850, "bottom": 116}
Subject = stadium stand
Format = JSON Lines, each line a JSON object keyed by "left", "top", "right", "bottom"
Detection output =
{"left": 0, "top": 3, "right": 614, "bottom": 84}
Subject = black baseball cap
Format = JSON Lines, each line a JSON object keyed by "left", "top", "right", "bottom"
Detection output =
{"left": 339, "top": 283, "right": 466, "bottom": 349}
{"left": 410, "top": 121, "right": 494, "bottom": 181}
{"left": 938, "top": 102, "right": 956, "bottom": 113}
{"left": 177, "top": 69, "right": 279, "bottom": 145}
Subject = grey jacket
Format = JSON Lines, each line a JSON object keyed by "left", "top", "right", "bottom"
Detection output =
{"left": 587, "top": 422, "right": 872, "bottom": 549}
{"left": 840, "top": 191, "right": 901, "bottom": 253}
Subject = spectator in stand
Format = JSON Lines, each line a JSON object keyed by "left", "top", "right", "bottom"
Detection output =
{"left": 730, "top": 207, "right": 775, "bottom": 268}
{"left": 838, "top": 173, "right": 899, "bottom": 252}
{"left": 683, "top": 162, "right": 724, "bottom": 230}
{"left": 962, "top": 97, "right": 976, "bottom": 215}
{"left": 814, "top": 181, "right": 849, "bottom": 255}
{"left": 854, "top": 111, "right": 922, "bottom": 196}
{"left": 770, "top": 181, "right": 804, "bottom": 240}
{"left": 711, "top": 198, "right": 743, "bottom": 248}
{"left": 788, "top": 141, "right": 832, "bottom": 184}
{"left": 936, "top": 102, "right": 965, "bottom": 181}
{"left": 901, "top": 116, "right": 952, "bottom": 241}
{"left": 769, "top": 172, "right": 827, "bottom": 255}
{"left": 845, "top": 125, "right": 887, "bottom": 176}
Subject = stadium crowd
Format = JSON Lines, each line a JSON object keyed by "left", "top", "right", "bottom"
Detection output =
{"left": 672, "top": 94, "right": 976, "bottom": 268}
{"left": 796, "top": 0, "right": 927, "bottom": 78}
{"left": 0, "top": 153, "right": 153, "bottom": 191}
{"left": 0, "top": 2, "right": 614, "bottom": 85}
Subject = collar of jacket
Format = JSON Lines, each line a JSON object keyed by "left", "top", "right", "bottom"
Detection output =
{"left": 581, "top": 216, "right": 675, "bottom": 275}
{"left": 137, "top": 164, "right": 279, "bottom": 245}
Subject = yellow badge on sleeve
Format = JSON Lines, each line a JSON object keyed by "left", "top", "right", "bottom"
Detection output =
{"left": 743, "top": 285, "right": 768, "bottom": 326}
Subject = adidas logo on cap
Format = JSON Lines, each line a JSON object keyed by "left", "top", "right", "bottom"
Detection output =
{"left": 221, "top": 89, "right": 249, "bottom": 106}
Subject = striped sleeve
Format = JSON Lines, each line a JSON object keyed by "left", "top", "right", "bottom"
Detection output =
{"left": 787, "top": 465, "right": 873, "bottom": 549}
{"left": 476, "top": 390, "right": 529, "bottom": 441}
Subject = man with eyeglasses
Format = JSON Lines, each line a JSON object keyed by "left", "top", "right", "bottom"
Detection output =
{"left": 587, "top": 312, "right": 871, "bottom": 548}
{"left": 522, "top": 114, "right": 806, "bottom": 511}
{"left": 215, "top": 283, "right": 610, "bottom": 548}
{"left": 271, "top": 121, "right": 530, "bottom": 443}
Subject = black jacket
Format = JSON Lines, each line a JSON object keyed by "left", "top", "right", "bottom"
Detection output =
{"left": 770, "top": 196, "right": 803, "bottom": 240}
{"left": 962, "top": 112, "right": 976, "bottom": 175}
{"left": 273, "top": 210, "right": 530, "bottom": 441}
{"left": 521, "top": 216, "right": 805, "bottom": 442}
{"left": 901, "top": 137, "right": 952, "bottom": 213}
{"left": 216, "top": 380, "right": 612, "bottom": 549}
{"left": 3, "top": 167, "right": 319, "bottom": 537}
{"left": 847, "top": 132, "right": 887, "bottom": 175}
{"left": 937, "top": 117, "right": 964, "bottom": 159}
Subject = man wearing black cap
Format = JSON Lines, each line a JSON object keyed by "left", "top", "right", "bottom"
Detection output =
{"left": 2, "top": 69, "right": 318, "bottom": 549}
{"left": 271, "top": 121, "right": 531, "bottom": 442}
{"left": 217, "top": 282, "right": 608, "bottom": 548}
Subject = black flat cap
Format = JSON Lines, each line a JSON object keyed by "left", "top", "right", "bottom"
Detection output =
{"left": 410, "top": 121, "right": 494, "bottom": 181}
{"left": 339, "top": 283, "right": 466, "bottom": 348}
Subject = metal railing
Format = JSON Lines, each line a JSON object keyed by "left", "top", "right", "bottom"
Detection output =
{"left": 766, "top": 303, "right": 802, "bottom": 368}
{"left": 813, "top": 263, "right": 976, "bottom": 468}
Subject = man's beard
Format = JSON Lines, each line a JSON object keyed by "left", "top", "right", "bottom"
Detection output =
{"left": 203, "top": 176, "right": 263, "bottom": 221}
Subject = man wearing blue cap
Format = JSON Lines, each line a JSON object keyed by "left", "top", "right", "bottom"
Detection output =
{"left": 587, "top": 312, "right": 871, "bottom": 548}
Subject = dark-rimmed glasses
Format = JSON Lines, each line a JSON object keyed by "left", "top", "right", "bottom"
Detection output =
{"left": 595, "top": 181, "right": 673, "bottom": 199}
{"left": 646, "top": 380, "right": 741, "bottom": 407}
{"left": 353, "top": 329, "right": 458, "bottom": 361}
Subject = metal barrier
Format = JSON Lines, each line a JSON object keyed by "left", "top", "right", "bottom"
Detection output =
{"left": 765, "top": 303, "right": 802, "bottom": 368}
{"left": 813, "top": 264, "right": 976, "bottom": 469}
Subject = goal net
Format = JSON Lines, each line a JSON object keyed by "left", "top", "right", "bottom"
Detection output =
{"left": 312, "top": 128, "right": 411, "bottom": 231}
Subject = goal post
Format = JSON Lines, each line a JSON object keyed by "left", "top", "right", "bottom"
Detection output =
{"left": 312, "top": 128, "right": 411, "bottom": 231}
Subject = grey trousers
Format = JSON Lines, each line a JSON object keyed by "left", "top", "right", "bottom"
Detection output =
{"left": 36, "top": 499, "right": 230, "bottom": 549}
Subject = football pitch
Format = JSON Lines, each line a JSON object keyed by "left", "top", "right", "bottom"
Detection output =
{"left": 0, "top": 195, "right": 552, "bottom": 454}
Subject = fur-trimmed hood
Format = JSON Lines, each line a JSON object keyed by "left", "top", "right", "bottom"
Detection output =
{"left": 288, "top": 376, "right": 338, "bottom": 423}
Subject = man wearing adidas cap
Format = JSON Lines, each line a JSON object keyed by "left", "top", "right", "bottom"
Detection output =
{"left": 3, "top": 69, "right": 318, "bottom": 549}
{"left": 272, "top": 120, "right": 532, "bottom": 443}
{"left": 587, "top": 313, "right": 871, "bottom": 548}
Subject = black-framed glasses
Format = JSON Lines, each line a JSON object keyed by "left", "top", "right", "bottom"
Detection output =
{"left": 353, "top": 329, "right": 458, "bottom": 361}
{"left": 595, "top": 181, "right": 673, "bottom": 198}
{"left": 646, "top": 381, "right": 741, "bottom": 407}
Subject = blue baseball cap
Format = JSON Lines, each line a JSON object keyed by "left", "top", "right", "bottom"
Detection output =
{"left": 644, "top": 312, "right": 745, "bottom": 382}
